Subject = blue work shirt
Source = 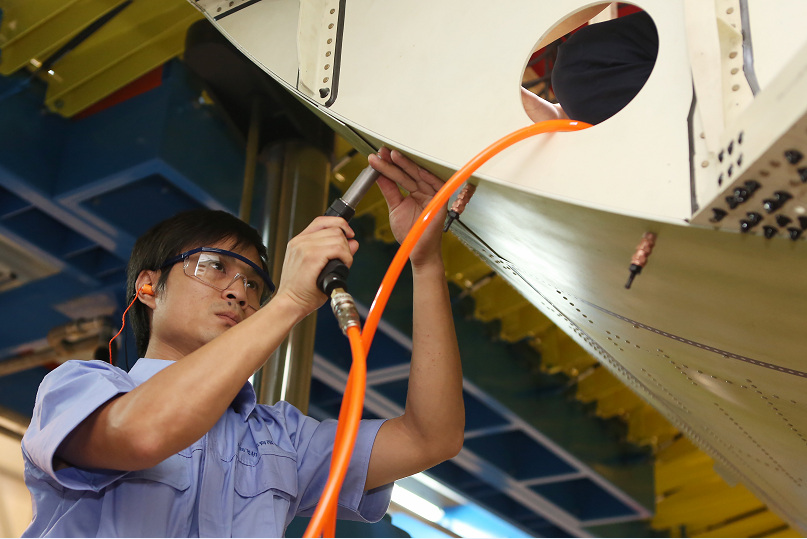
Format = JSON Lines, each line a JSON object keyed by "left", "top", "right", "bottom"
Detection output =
{"left": 21, "top": 358, "right": 392, "bottom": 537}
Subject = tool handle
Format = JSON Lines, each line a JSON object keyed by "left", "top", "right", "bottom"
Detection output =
{"left": 317, "top": 259, "right": 350, "bottom": 295}
{"left": 316, "top": 166, "right": 381, "bottom": 295}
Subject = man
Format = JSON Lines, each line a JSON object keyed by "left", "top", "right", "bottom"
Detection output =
{"left": 522, "top": 10, "right": 658, "bottom": 125}
{"left": 21, "top": 148, "right": 464, "bottom": 537}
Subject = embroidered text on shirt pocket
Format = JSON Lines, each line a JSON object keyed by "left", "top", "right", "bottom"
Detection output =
{"left": 124, "top": 453, "right": 192, "bottom": 491}
{"left": 234, "top": 445, "right": 298, "bottom": 499}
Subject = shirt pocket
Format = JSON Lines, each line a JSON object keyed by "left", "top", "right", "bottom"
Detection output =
{"left": 124, "top": 453, "right": 192, "bottom": 491}
{"left": 234, "top": 446, "right": 298, "bottom": 500}
{"left": 233, "top": 447, "right": 299, "bottom": 536}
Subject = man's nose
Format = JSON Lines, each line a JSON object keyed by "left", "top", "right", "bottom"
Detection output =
{"left": 223, "top": 275, "right": 248, "bottom": 305}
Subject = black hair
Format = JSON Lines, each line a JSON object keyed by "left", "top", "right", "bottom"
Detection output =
{"left": 125, "top": 209, "right": 269, "bottom": 357}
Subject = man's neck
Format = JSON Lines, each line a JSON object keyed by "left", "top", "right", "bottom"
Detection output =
{"left": 142, "top": 340, "right": 187, "bottom": 362}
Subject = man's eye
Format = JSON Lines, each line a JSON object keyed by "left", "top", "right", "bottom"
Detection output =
{"left": 246, "top": 280, "right": 259, "bottom": 290}
{"left": 210, "top": 261, "right": 226, "bottom": 272}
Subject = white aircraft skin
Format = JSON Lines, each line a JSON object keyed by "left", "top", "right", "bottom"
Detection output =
{"left": 190, "top": 0, "right": 807, "bottom": 531}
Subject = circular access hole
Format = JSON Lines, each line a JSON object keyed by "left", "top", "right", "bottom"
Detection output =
{"left": 521, "top": 4, "right": 658, "bottom": 125}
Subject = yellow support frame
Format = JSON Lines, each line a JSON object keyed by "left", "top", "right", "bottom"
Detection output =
{"left": 0, "top": 0, "right": 128, "bottom": 75}
{"left": 41, "top": 0, "right": 202, "bottom": 116}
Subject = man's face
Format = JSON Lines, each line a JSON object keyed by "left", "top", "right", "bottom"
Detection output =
{"left": 148, "top": 239, "right": 264, "bottom": 360}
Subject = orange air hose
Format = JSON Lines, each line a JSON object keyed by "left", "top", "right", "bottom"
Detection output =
{"left": 303, "top": 119, "right": 591, "bottom": 537}
{"left": 361, "top": 119, "right": 590, "bottom": 352}
{"left": 305, "top": 325, "right": 366, "bottom": 537}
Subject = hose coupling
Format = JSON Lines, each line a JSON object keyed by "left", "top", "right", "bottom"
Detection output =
{"left": 330, "top": 288, "right": 361, "bottom": 335}
{"left": 443, "top": 182, "right": 477, "bottom": 232}
{"left": 625, "top": 232, "right": 657, "bottom": 289}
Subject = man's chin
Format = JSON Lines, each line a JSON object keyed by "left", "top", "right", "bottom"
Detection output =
{"left": 199, "top": 326, "right": 231, "bottom": 346}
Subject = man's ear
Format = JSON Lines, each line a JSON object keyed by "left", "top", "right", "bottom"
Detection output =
{"left": 134, "top": 270, "right": 159, "bottom": 309}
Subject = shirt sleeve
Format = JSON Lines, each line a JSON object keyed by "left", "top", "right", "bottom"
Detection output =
{"left": 276, "top": 402, "right": 392, "bottom": 523}
{"left": 21, "top": 360, "right": 136, "bottom": 491}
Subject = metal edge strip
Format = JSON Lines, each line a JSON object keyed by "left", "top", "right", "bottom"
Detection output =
{"left": 213, "top": 0, "right": 263, "bottom": 21}
{"left": 739, "top": 0, "right": 761, "bottom": 95}
{"left": 322, "top": 0, "right": 346, "bottom": 107}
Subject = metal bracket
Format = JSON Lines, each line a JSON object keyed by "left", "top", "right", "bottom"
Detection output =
{"left": 296, "top": 0, "right": 344, "bottom": 107}
{"left": 194, "top": 0, "right": 263, "bottom": 21}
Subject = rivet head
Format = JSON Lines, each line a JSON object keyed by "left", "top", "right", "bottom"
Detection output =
{"left": 744, "top": 180, "right": 760, "bottom": 193}
{"left": 776, "top": 215, "right": 792, "bottom": 227}
{"left": 785, "top": 149, "right": 804, "bottom": 165}
{"left": 710, "top": 208, "right": 728, "bottom": 223}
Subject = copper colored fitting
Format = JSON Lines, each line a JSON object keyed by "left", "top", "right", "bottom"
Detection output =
{"left": 450, "top": 183, "right": 477, "bottom": 214}
{"left": 444, "top": 183, "right": 478, "bottom": 232}
{"left": 625, "top": 232, "right": 657, "bottom": 289}
{"left": 630, "top": 232, "right": 656, "bottom": 267}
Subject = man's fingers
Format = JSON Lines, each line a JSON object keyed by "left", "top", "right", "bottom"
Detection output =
{"left": 290, "top": 229, "right": 355, "bottom": 268}
{"left": 375, "top": 175, "right": 404, "bottom": 212}
{"left": 417, "top": 164, "right": 446, "bottom": 194}
{"left": 389, "top": 150, "right": 443, "bottom": 195}
{"left": 369, "top": 153, "right": 419, "bottom": 193}
{"left": 302, "top": 215, "right": 355, "bottom": 238}
{"left": 370, "top": 148, "right": 447, "bottom": 212}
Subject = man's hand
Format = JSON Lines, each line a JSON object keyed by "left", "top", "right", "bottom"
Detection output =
{"left": 363, "top": 148, "right": 464, "bottom": 490}
{"left": 368, "top": 148, "right": 447, "bottom": 269}
{"left": 275, "top": 216, "right": 359, "bottom": 317}
{"left": 521, "top": 87, "right": 566, "bottom": 123}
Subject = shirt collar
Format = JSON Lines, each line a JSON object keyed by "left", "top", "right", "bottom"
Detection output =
{"left": 129, "top": 358, "right": 258, "bottom": 421}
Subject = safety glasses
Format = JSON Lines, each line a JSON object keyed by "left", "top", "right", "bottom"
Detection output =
{"left": 160, "top": 247, "right": 275, "bottom": 310}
